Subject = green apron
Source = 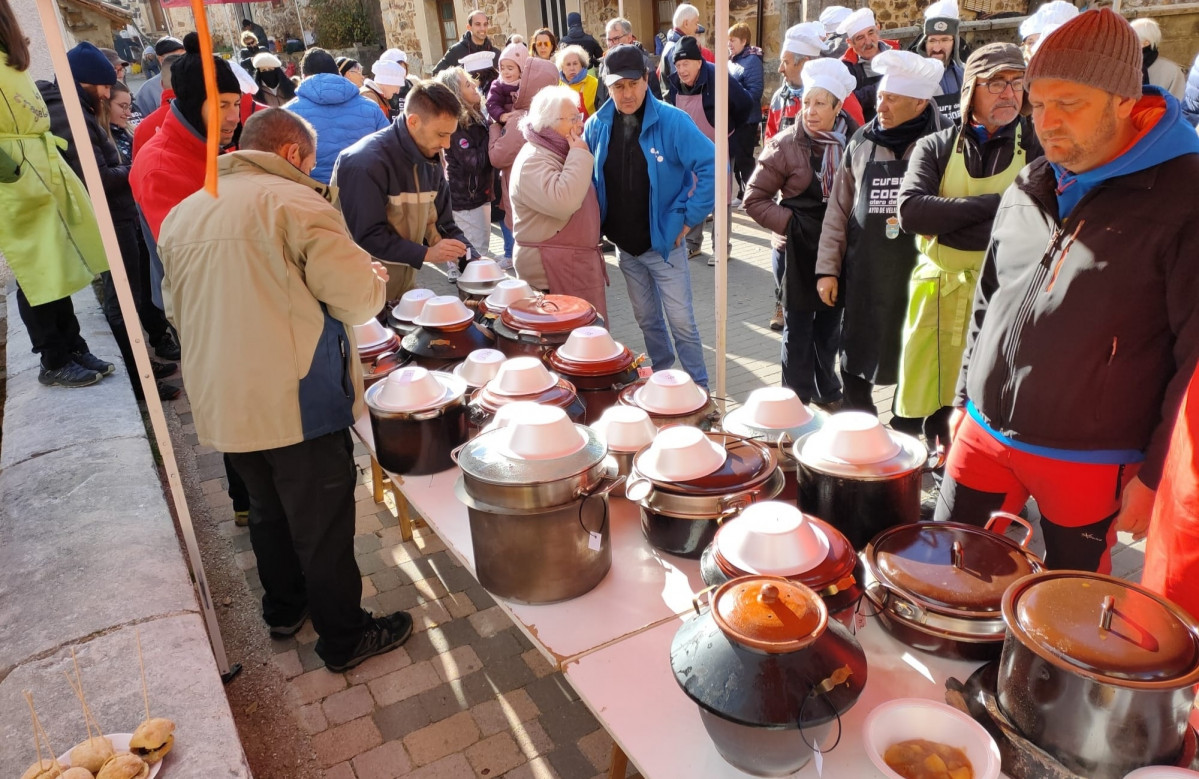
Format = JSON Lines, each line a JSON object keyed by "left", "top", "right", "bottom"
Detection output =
{"left": 894, "top": 124, "right": 1024, "bottom": 418}
{"left": 0, "top": 64, "right": 107, "bottom": 306}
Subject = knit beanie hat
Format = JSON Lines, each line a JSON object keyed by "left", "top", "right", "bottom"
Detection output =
{"left": 672, "top": 35, "right": 704, "bottom": 63}
{"left": 499, "top": 42, "right": 529, "bottom": 72}
{"left": 336, "top": 56, "right": 360, "bottom": 77}
{"left": 1026, "top": 9, "right": 1142, "bottom": 100}
{"left": 154, "top": 36, "right": 185, "bottom": 57}
{"left": 301, "top": 47, "right": 339, "bottom": 77}
{"left": 172, "top": 33, "right": 241, "bottom": 135}
{"left": 67, "top": 42, "right": 117, "bottom": 86}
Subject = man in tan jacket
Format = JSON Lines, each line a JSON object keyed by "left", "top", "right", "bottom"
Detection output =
{"left": 159, "top": 109, "right": 412, "bottom": 672}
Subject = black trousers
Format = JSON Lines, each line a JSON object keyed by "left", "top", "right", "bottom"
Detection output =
{"left": 731, "top": 123, "right": 759, "bottom": 197}
{"left": 891, "top": 405, "right": 954, "bottom": 448}
{"left": 15, "top": 284, "right": 88, "bottom": 370}
{"left": 840, "top": 369, "right": 878, "bottom": 414}
{"left": 223, "top": 454, "right": 250, "bottom": 512}
{"left": 101, "top": 220, "right": 172, "bottom": 372}
{"left": 226, "top": 429, "right": 371, "bottom": 661}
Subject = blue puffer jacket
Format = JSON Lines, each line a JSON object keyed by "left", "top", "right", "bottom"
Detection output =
{"left": 731, "top": 45, "right": 764, "bottom": 123}
{"left": 286, "top": 74, "right": 389, "bottom": 184}
{"left": 584, "top": 94, "right": 716, "bottom": 262}
{"left": 1184, "top": 54, "right": 1199, "bottom": 127}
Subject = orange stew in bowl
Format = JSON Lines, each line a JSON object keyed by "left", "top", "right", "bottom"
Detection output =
{"left": 884, "top": 739, "right": 973, "bottom": 779}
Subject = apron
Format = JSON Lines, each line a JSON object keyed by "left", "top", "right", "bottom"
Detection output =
{"left": 933, "top": 92, "right": 962, "bottom": 126}
{"left": 841, "top": 142, "right": 917, "bottom": 387}
{"left": 520, "top": 183, "right": 608, "bottom": 320}
{"left": 780, "top": 167, "right": 833, "bottom": 313}
{"left": 895, "top": 125, "right": 1025, "bottom": 418}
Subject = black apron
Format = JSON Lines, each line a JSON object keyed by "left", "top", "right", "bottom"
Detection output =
{"left": 781, "top": 165, "right": 836, "bottom": 313}
{"left": 934, "top": 92, "right": 962, "bottom": 126}
{"left": 841, "top": 142, "right": 918, "bottom": 386}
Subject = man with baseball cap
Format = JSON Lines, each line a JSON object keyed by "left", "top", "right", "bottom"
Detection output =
{"left": 894, "top": 43, "right": 1042, "bottom": 456}
{"left": 940, "top": 9, "right": 1199, "bottom": 573}
{"left": 909, "top": 0, "right": 968, "bottom": 124}
{"left": 815, "top": 49, "right": 950, "bottom": 413}
{"left": 584, "top": 43, "right": 715, "bottom": 387}
{"left": 837, "top": 7, "right": 902, "bottom": 122}
{"left": 135, "top": 36, "right": 185, "bottom": 116}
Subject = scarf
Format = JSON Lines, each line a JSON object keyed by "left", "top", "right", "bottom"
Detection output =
{"left": 864, "top": 105, "right": 934, "bottom": 156}
{"left": 259, "top": 68, "right": 280, "bottom": 88}
{"left": 805, "top": 115, "right": 849, "bottom": 199}
{"left": 522, "top": 122, "right": 571, "bottom": 159}
{"left": 563, "top": 68, "right": 588, "bottom": 86}
{"left": 1141, "top": 46, "right": 1158, "bottom": 85}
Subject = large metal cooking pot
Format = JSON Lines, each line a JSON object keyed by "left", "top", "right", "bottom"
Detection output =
{"left": 456, "top": 477, "right": 620, "bottom": 604}
{"left": 493, "top": 294, "right": 602, "bottom": 360}
{"left": 862, "top": 513, "right": 1044, "bottom": 660}
{"left": 792, "top": 422, "right": 941, "bottom": 550}
{"left": 998, "top": 571, "right": 1199, "bottom": 779}
{"left": 627, "top": 431, "right": 784, "bottom": 558}
{"left": 616, "top": 381, "right": 721, "bottom": 431}
{"left": 721, "top": 389, "right": 828, "bottom": 502}
{"left": 671, "top": 575, "right": 868, "bottom": 776}
{"left": 466, "top": 375, "right": 586, "bottom": 436}
{"left": 365, "top": 369, "right": 469, "bottom": 475}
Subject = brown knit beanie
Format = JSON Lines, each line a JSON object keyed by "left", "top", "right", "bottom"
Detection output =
{"left": 1026, "top": 9, "right": 1142, "bottom": 99}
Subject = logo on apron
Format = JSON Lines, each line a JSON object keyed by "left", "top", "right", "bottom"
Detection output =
{"left": 886, "top": 217, "right": 900, "bottom": 240}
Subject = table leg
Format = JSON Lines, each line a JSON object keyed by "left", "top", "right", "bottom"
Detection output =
{"left": 608, "top": 743, "right": 628, "bottom": 779}
{"left": 393, "top": 477, "right": 414, "bottom": 542}
{"left": 370, "top": 457, "right": 385, "bottom": 504}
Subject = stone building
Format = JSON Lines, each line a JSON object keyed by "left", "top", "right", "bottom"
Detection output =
{"left": 55, "top": 0, "right": 134, "bottom": 49}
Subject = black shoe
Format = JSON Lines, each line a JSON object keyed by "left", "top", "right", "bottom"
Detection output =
{"left": 323, "top": 611, "right": 413, "bottom": 672}
{"left": 156, "top": 380, "right": 181, "bottom": 401}
{"left": 71, "top": 351, "right": 115, "bottom": 376}
{"left": 268, "top": 607, "right": 309, "bottom": 638}
{"left": 154, "top": 331, "right": 181, "bottom": 361}
{"left": 39, "top": 361, "right": 102, "bottom": 388}
{"left": 151, "top": 360, "right": 178, "bottom": 379}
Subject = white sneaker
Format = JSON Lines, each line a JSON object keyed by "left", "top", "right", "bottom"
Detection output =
{"left": 498, "top": 256, "right": 514, "bottom": 271}
{"left": 445, "top": 262, "right": 461, "bottom": 282}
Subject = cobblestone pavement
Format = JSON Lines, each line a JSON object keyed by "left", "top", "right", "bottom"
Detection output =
{"left": 173, "top": 210, "right": 1145, "bottom": 779}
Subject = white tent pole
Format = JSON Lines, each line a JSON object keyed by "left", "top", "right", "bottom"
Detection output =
{"left": 34, "top": 0, "right": 239, "bottom": 681}
{"left": 714, "top": 0, "right": 729, "bottom": 404}
{"left": 292, "top": 0, "right": 305, "bottom": 42}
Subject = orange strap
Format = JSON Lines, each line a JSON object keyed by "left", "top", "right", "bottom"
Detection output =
{"left": 190, "top": 0, "right": 220, "bottom": 196}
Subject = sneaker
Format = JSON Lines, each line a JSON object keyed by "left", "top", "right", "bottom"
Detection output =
{"left": 730, "top": 197, "right": 743, "bottom": 209}
{"left": 268, "top": 607, "right": 309, "bottom": 638}
{"left": 157, "top": 380, "right": 181, "bottom": 401}
{"left": 234, "top": 510, "right": 250, "bottom": 527}
{"left": 810, "top": 398, "right": 844, "bottom": 414}
{"left": 498, "top": 256, "right": 514, "bottom": 271}
{"left": 39, "top": 361, "right": 102, "bottom": 388}
{"left": 151, "top": 360, "right": 178, "bottom": 379}
{"left": 445, "top": 262, "right": 461, "bottom": 282}
{"left": 71, "top": 350, "right": 115, "bottom": 376}
{"left": 707, "top": 255, "right": 717, "bottom": 267}
{"left": 769, "top": 303, "right": 784, "bottom": 331}
{"left": 324, "top": 611, "right": 413, "bottom": 672}
{"left": 687, "top": 246, "right": 703, "bottom": 260}
{"left": 153, "top": 331, "right": 181, "bottom": 361}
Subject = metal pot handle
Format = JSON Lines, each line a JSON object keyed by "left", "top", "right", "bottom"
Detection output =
{"left": 449, "top": 442, "right": 467, "bottom": 467}
{"left": 796, "top": 666, "right": 852, "bottom": 755}
{"left": 583, "top": 473, "right": 626, "bottom": 499}
{"left": 690, "top": 583, "right": 720, "bottom": 615}
{"left": 577, "top": 477, "right": 620, "bottom": 538}
{"left": 624, "top": 475, "right": 653, "bottom": 503}
{"left": 986, "top": 511, "right": 1035, "bottom": 549}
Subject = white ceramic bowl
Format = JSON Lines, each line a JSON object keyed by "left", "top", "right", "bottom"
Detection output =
{"left": 489, "top": 356, "right": 558, "bottom": 396}
{"left": 1124, "top": 769, "right": 1199, "bottom": 778}
{"left": 862, "top": 699, "right": 1002, "bottom": 779}
{"left": 459, "top": 258, "right": 507, "bottom": 284}
{"left": 353, "top": 317, "right": 392, "bottom": 348}
{"left": 811, "top": 411, "right": 901, "bottom": 464}
{"left": 593, "top": 406, "right": 657, "bottom": 453}
{"left": 503, "top": 404, "right": 587, "bottom": 460}
{"left": 557, "top": 326, "right": 624, "bottom": 363}
{"left": 716, "top": 501, "right": 829, "bottom": 576}
{"left": 394, "top": 288, "right": 435, "bottom": 321}
{"left": 741, "top": 387, "right": 813, "bottom": 430}
{"left": 638, "top": 426, "right": 726, "bottom": 482}
{"left": 454, "top": 349, "right": 507, "bottom": 387}
{"left": 413, "top": 295, "right": 473, "bottom": 328}
{"left": 373, "top": 366, "right": 449, "bottom": 412}
{"left": 484, "top": 279, "right": 535, "bottom": 310}
{"left": 633, "top": 370, "right": 707, "bottom": 415}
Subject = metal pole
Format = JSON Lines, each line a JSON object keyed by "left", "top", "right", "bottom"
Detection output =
{"left": 34, "top": 0, "right": 238, "bottom": 681}
{"left": 715, "top": 0, "right": 729, "bottom": 403}
{"left": 292, "top": 0, "right": 305, "bottom": 43}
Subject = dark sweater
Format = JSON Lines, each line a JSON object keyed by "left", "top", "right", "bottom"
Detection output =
{"left": 601, "top": 100, "right": 652, "bottom": 257}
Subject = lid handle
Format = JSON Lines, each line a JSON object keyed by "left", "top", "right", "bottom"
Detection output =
{"left": 951, "top": 540, "right": 964, "bottom": 570}
{"left": 759, "top": 583, "right": 780, "bottom": 605}
{"left": 1100, "top": 594, "right": 1116, "bottom": 632}
{"left": 690, "top": 584, "right": 719, "bottom": 616}
{"left": 985, "top": 510, "right": 1036, "bottom": 549}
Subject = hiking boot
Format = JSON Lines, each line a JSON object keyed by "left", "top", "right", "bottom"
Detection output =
{"left": 71, "top": 350, "right": 115, "bottom": 376}
{"left": 154, "top": 331, "right": 181, "bottom": 361}
{"left": 151, "top": 360, "right": 178, "bottom": 379}
{"left": 157, "top": 380, "right": 181, "bottom": 401}
{"left": 769, "top": 303, "right": 784, "bottom": 331}
{"left": 268, "top": 607, "right": 309, "bottom": 638}
{"left": 323, "top": 611, "right": 413, "bottom": 672}
{"left": 39, "top": 361, "right": 102, "bottom": 388}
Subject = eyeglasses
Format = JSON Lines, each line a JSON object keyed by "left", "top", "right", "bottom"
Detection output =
{"left": 606, "top": 34, "right": 630, "bottom": 44}
{"left": 559, "top": 113, "right": 584, "bottom": 124}
{"left": 980, "top": 77, "right": 1025, "bottom": 95}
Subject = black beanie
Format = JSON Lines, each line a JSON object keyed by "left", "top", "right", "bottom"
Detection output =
{"left": 336, "top": 56, "right": 360, "bottom": 77}
{"left": 171, "top": 33, "right": 241, "bottom": 136}
{"left": 301, "top": 47, "right": 339, "bottom": 77}
{"left": 672, "top": 35, "right": 703, "bottom": 63}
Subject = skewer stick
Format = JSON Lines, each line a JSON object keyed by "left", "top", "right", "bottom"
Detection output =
{"left": 70, "top": 648, "right": 104, "bottom": 737}
{"left": 24, "top": 691, "right": 43, "bottom": 768}
{"left": 136, "top": 628, "right": 151, "bottom": 722}
{"left": 25, "top": 691, "right": 59, "bottom": 766}
{"left": 64, "top": 673, "right": 91, "bottom": 740}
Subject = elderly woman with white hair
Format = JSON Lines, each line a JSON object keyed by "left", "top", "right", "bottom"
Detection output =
{"left": 555, "top": 44, "right": 597, "bottom": 116}
{"left": 1130, "top": 18, "right": 1186, "bottom": 100}
{"left": 508, "top": 85, "right": 607, "bottom": 317}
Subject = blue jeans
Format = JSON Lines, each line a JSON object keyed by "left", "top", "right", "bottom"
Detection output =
{"left": 500, "top": 219, "right": 514, "bottom": 259}
{"left": 617, "top": 244, "right": 708, "bottom": 387}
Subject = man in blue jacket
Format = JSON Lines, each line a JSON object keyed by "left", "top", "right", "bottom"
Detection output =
{"left": 585, "top": 45, "right": 716, "bottom": 387}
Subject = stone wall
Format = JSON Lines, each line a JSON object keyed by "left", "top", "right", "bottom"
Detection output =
{"left": 379, "top": 0, "right": 425, "bottom": 68}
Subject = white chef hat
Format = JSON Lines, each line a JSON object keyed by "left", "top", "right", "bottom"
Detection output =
{"left": 819, "top": 6, "right": 853, "bottom": 35}
{"left": 371, "top": 59, "right": 408, "bottom": 86}
{"left": 227, "top": 60, "right": 259, "bottom": 95}
{"left": 836, "top": 7, "right": 877, "bottom": 38}
{"left": 461, "top": 50, "right": 497, "bottom": 73}
{"left": 380, "top": 48, "right": 408, "bottom": 64}
{"left": 924, "top": 0, "right": 960, "bottom": 20}
{"left": 1030, "top": 22, "right": 1064, "bottom": 54}
{"left": 784, "top": 22, "right": 827, "bottom": 58}
{"left": 872, "top": 49, "right": 944, "bottom": 100}
{"left": 1019, "top": 0, "right": 1079, "bottom": 41}
{"left": 801, "top": 57, "right": 858, "bottom": 103}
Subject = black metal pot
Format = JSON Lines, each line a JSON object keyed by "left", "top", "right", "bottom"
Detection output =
{"left": 365, "top": 375, "right": 470, "bottom": 476}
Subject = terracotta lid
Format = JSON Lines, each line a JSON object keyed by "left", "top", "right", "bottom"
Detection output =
{"left": 472, "top": 377, "right": 581, "bottom": 416}
{"left": 711, "top": 575, "right": 828, "bottom": 653}
{"left": 548, "top": 344, "right": 637, "bottom": 378}
{"left": 636, "top": 433, "right": 777, "bottom": 496}
{"left": 869, "top": 522, "right": 1042, "bottom": 617}
{"left": 500, "top": 294, "right": 598, "bottom": 334}
{"left": 1003, "top": 571, "right": 1199, "bottom": 686}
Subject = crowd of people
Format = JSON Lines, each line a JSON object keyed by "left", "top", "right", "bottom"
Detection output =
{"left": 2, "top": 0, "right": 1199, "bottom": 672}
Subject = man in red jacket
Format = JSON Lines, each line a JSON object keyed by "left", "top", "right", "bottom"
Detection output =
{"left": 131, "top": 51, "right": 180, "bottom": 158}
{"left": 837, "top": 8, "right": 902, "bottom": 122}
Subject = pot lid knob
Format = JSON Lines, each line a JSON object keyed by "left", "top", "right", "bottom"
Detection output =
{"left": 759, "top": 583, "right": 779, "bottom": 605}
{"left": 710, "top": 575, "right": 829, "bottom": 654}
